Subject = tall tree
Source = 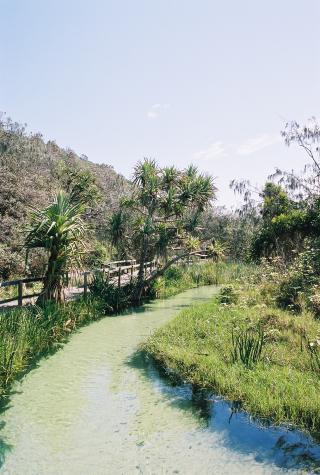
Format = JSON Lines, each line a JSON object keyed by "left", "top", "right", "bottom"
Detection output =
{"left": 112, "top": 159, "right": 216, "bottom": 302}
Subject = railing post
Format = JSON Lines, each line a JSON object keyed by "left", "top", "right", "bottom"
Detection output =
{"left": 18, "top": 281, "right": 23, "bottom": 306}
{"left": 83, "top": 272, "right": 88, "bottom": 299}
{"left": 118, "top": 267, "right": 121, "bottom": 288}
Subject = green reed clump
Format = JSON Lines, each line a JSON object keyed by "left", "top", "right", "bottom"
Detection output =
{"left": 0, "top": 298, "right": 103, "bottom": 399}
{"left": 231, "top": 327, "right": 264, "bottom": 368}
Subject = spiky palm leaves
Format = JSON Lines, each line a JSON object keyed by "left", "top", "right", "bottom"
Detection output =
{"left": 123, "top": 159, "right": 216, "bottom": 302}
{"left": 25, "top": 191, "right": 87, "bottom": 304}
{"left": 108, "top": 209, "right": 128, "bottom": 259}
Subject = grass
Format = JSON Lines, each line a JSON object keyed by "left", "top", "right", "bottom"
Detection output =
{"left": 0, "top": 299, "right": 104, "bottom": 399}
{"left": 143, "top": 284, "right": 320, "bottom": 434}
{"left": 152, "top": 261, "right": 252, "bottom": 298}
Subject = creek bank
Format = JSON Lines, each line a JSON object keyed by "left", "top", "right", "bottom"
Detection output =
{"left": 143, "top": 294, "right": 320, "bottom": 436}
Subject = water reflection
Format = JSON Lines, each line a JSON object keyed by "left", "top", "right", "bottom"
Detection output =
{"left": 131, "top": 351, "right": 320, "bottom": 473}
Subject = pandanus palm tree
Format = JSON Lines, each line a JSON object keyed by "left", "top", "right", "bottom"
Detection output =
{"left": 122, "top": 159, "right": 216, "bottom": 303}
{"left": 25, "top": 191, "right": 87, "bottom": 304}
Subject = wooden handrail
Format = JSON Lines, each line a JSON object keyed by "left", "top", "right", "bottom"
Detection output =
{"left": 0, "top": 260, "right": 156, "bottom": 307}
{"left": 0, "top": 276, "right": 44, "bottom": 288}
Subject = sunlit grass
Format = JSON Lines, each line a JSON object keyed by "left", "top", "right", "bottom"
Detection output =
{"left": 152, "top": 261, "right": 254, "bottom": 298}
{"left": 143, "top": 290, "right": 320, "bottom": 433}
{"left": 0, "top": 299, "right": 103, "bottom": 398}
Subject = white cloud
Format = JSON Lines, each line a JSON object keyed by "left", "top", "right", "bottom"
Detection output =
{"left": 194, "top": 133, "right": 281, "bottom": 163}
{"left": 236, "top": 133, "right": 280, "bottom": 156}
{"left": 147, "top": 103, "right": 171, "bottom": 119}
{"left": 194, "top": 141, "right": 227, "bottom": 161}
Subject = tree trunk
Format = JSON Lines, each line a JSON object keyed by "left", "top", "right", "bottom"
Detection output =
{"left": 134, "top": 234, "right": 149, "bottom": 304}
{"left": 36, "top": 250, "right": 65, "bottom": 305}
{"left": 145, "top": 250, "right": 197, "bottom": 286}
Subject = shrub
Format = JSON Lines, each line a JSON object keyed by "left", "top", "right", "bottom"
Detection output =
{"left": 89, "top": 272, "right": 134, "bottom": 314}
{"left": 218, "top": 285, "right": 239, "bottom": 305}
{"left": 84, "top": 242, "right": 110, "bottom": 269}
{"left": 275, "top": 273, "right": 303, "bottom": 313}
{"left": 163, "top": 266, "right": 184, "bottom": 282}
{"left": 0, "top": 245, "right": 25, "bottom": 280}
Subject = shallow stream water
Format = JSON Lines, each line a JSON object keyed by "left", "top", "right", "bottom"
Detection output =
{"left": 0, "top": 286, "right": 320, "bottom": 474}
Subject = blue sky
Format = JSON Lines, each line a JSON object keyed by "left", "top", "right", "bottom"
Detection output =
{"left": 1, "top": 0, "right": 319, "bottom": 206}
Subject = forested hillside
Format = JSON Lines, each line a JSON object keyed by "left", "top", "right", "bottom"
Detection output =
{"left": 0, "top": 114, "right": 129, "bottom": 278}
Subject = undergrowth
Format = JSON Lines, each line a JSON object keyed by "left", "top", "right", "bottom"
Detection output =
{"left": 0, "top": 299, "right": 103, "bottom": 399}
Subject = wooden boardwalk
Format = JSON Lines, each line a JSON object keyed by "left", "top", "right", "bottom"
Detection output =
{"left": 0, "top": 260, "right": 155, "bottom": 309}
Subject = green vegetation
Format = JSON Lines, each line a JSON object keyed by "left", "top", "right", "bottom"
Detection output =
{"left": 3, "top": 112, "right": 320, "bottom": 440}
{"left": 143, "top": 266, "right": 320, "bottom": 433}
{"left": 110, "top": 159, "right": 216, "bottom": 302}
{"left": 0, "top": 262, "right": 221, "bottom": 400}
{"left": 149, "top": 262, "right": 249, "bottom": 299}
{"left": 231, "top": 327, "right": 264, "bottom": 368}
{"left": 25, "top": 191, "right": 88, "bottom": 304}
{"left": 0, "top": 114, "right": 128, "bottom": 280}
{"left": 0, "top": 299, "right": 103, "bottom": 399}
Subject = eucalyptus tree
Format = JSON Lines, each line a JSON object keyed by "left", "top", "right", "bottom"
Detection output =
{"left": 113, "top": 159, "right": 216, "bottom": 302}
{"left": 25, "top": 191, "right": 87, "bottom": 304}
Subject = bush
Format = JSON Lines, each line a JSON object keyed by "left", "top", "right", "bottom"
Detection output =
{"left": 84, "top": 242, "right": 110, "bottom": 269}
{"left": 163, "top": 266, "right": 184, "bottom": 282}
{"left": 275, "top": 274, "right": 303, "bottom": 312}
{"left": 218, "top": 285, "right": 239, "bottom": 305}
{"left": 89, "top": 272, "right": 134, "bottom": 314}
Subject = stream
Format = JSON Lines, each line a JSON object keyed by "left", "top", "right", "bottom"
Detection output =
{"left": 0, "top": 286, "right": 320, "bottom": 474}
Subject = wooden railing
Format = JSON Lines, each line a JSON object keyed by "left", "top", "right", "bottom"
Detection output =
{"left": 0, "top": 277, "right": 44, "bottom": 306}
{"left": 0, "top": 260, "right": 156, "bottom": 308}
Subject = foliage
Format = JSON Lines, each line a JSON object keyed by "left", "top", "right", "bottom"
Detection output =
{"left": 218, "top": 285, "right": 239, "bottom": 305}
{"left": 0, "top": 298, "right": 104, "bottom": 398}
{"left": 111, "top": 159, "right": 216, "bottom": 302}
{"left": 89, "top": 272, "right": 135, "bottom": 313}
{"left": 108, "top": 209, "right": 130, "bottom": 259}
{"left": 307, "top": 338, "right": 320, "bottom": 374}
{"left": 0, "top": 113, "right": 128, "bottom": 279}
{"left": 150, "top": 262, "right": 253, "bottom": 299}
{"left": 25, "top": 191, "right": 87, "bottom": 303}
{"left": 205, "top": 241, "right": 226, "bottom": 262}
{"left": 83, "top": 241, "right": 110, "bottom": 269}
{"left": 231, "top": 327, "right": 264, "bottom": 368}
{"left": 0, "top": 244, "right": 25, "bottom": 280}
{"left": 144, "top": 273, "right": 320, "bottom": 433}
{"left": 54, "top": 161, "right": 101, "bottom": 206}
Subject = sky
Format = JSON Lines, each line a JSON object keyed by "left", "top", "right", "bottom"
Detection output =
{"left": 1, "top": 0, "right": 319, "bottom": 207}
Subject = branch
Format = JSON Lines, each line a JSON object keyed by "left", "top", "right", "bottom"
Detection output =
{"left": 297, "top": 133, "right": 320, "bottom": 173}
{"left": 145, "top": 250, "right": 198, "bottom": 285}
